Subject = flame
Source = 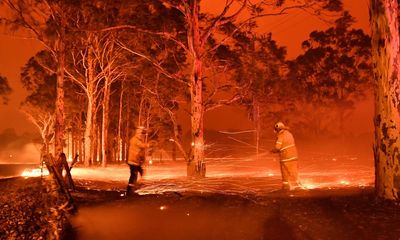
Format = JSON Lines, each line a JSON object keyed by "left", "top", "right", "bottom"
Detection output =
{"left": 21, "top": 167, "right": 49, "bottom": 178}
{"left": 301, "top": 182, "right": 318, "bottom": 190}
{"left": 339, "top": 180, "right": 350, "bottom": 185}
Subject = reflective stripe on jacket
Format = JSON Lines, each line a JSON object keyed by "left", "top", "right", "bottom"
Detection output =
{"left": 274, "top": 129, "right": 298, "bottom": 162}
{"left": 127, "top": 136, "right": 147, "bottom": 166}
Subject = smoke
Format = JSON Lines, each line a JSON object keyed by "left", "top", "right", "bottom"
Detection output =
{"left": 0, "top": 128, "right": 41, "bottom": 164}
{"left": 0, "top": 143, "right": 41, "bottom": 164}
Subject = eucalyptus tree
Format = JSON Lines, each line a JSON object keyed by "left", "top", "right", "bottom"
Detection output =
{"left": 288, "top": 12, "right": 372, "bottom": 136}
{"left": 0, "top": 75, "right": 11, "bottom": 104}
{"left": 20, "top": 50, "right": 82, "bottom": 157}
{"left": 144, "top": 0, "right": 343, "bottom": 177}
{"left": 370, "top": 0, "right": 400, "bottom": 200}
{"left": 0, "top": 0, "right": 81, "bottom": 163}
{"left": 60, "top": 0, "right": 131, "bottom": 166}
{"left": 93, "top": 33, "right": 127, "bottom": 167}
{"left": 233, "top": 32, "right": 287, "bottom": 158}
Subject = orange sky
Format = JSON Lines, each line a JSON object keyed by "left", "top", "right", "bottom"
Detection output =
{"left": 0, "top": 0, "right": 372, "bottom": 135}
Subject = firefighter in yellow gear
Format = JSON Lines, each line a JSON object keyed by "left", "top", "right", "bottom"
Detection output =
{"left": 126, "top": 126, "right": 149, "bottom": 195}
{"left": 270, "top": 122, "right": 300, "bottom": 190}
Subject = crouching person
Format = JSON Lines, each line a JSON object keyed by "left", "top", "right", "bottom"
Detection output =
{"left": 126, "top": 126, "right": 149, "bottom": 196}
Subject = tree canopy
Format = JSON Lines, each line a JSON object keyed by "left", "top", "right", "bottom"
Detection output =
{"left": 0, "top": 75, "right": 11, "bottom": 104}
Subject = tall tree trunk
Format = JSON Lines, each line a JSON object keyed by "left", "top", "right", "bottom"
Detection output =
{"left": 188, "top": 57, "right": 205, "bottom": 177}
{"left": 123, "top": 95, "right": 130, "bottom": 162}
{"left": 253, "top": 100, "right": 260, "bottom": 161}
{"left": 55, "top": 42, "right": 65, "bottom": 167}
{"left": 187, "top": 1, "right": 205, "bottom": 177}
{"left": 71, "top": 129, "right": 75, "bottom": 161}
{"left": 78, "top": 112, "right": 83, "bottom": 164}
{"left": 84, "top": 98, "right": 94, "bottom": 166}
{"left": 84, "top": 49, "right": 96, "bottom": 167}
{"left": 101, "top": 79, "right": 111, "bottom": 167}
{"left": 138, "top": 92, "right": 145, "bottom": 126}
{"left": 97, "top": 124, "right": 102, "bottom": 164}
{"left": 370, "top": 0, "right": 400, "bottom": 200}
{"left": 117, "top": 82, "right": 124, "bottom": 162}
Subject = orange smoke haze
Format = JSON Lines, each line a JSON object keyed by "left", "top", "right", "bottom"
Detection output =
{"left": 0, "top": 0, "right": 372, "bottom": 136}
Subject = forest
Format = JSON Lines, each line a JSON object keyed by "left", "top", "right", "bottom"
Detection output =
{"left": 0, "top": 0, "right": 398, "bottom": 201}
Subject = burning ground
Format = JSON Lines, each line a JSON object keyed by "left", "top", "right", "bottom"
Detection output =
{"left": 66, "top": 154, "right": 399, "bottom": 239}
{"left": 2, "top": 152, "right": 400, "bottom": 239}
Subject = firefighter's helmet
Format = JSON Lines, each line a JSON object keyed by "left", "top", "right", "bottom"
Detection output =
{"left": 135, "top": 126, "right": 146, "bottom": 135}
{"left": 274, "top": 122, "right": 286, "bottom": 132}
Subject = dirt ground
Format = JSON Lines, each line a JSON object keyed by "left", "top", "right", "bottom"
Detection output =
{"left": 1, "top": 176, "right": 399, "bottom": 240}
{"left": 0, "top": 177, "right": 71, "bottom": 240}
{"left": 69, "top": 180, "right": 400, "bottom": 240}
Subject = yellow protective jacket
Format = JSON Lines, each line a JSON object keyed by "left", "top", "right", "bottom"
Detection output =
{"left": 274, "top": 129, "right": 298, "bottom": 162}
{"left": 127, "top": 136, "right": 148, "bottom": 166}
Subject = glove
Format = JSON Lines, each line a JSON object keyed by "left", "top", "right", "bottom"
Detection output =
{"left": 270, "top": 148, "right": 279, "bottom": 154}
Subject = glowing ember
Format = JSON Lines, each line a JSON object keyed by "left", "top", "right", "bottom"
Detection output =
{"left": 159, "top": 205, "right": 167, "bottom": 210}
{"left": 67, "top": 155, "right": 373, "bottom": 196}
{"left": 21, "top": 168, "right": 49, "bottom": 178}
{"left": 301, "top": 182, "right": 318, "bottom": 190}
{"left": 339, "top": 180, "right": 350, "bottom": 185}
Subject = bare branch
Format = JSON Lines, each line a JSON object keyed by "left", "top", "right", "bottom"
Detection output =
{"left": 205, "top": 94, "right": 242, "bottom": 112}
{"left": 96, "top": 25, "right": 188, "bottom": 52}
{"left": 116, "top": 40, "right": 189, "bottom": 86}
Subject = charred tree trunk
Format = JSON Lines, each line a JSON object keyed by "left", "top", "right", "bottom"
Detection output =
{"left": 370, "top": 0, "right": 400, "bottom": 200}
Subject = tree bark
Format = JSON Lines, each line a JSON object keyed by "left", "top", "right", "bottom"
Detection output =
{"left": 253, "top": 100, "right": 260, "bottom": 161}
{"left": 188, "top": 56, "right": 205, "bottom": 177}
{"left": 370, "top": 0, "right": 400, "bottom": 200}
{"left": 187, "top": 0, "right": 206, "bottom": 177}
{"left": 83, "top": 49, "right": 96, "bottom": 167}
{"left": 117, "top": 82, "right": 124, "bottom": 162}
{"left": 84, "top": 98, "right": 94, "bottom": 166}
{"left": 54, "top": 41, "right": 65, "bottom": 169}
{"left": 101, "top": 78, "right": 111, "bottom": 167}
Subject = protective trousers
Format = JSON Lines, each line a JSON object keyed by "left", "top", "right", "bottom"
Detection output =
{"left": 280, "top": 160, "right": 299, "bottom": 190}
{"left": 126, "top": 164, "right": 144, "bottom": 195}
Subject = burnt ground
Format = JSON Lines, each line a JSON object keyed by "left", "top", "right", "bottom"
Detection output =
{"left": 1, "top": 177, "right": 399, "bottom": 240}
{"left": 69, "top": 180, "right": 400, "bottom": 240}
{"left": 0, "top": 177, "right": 71, "bottom": 240}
